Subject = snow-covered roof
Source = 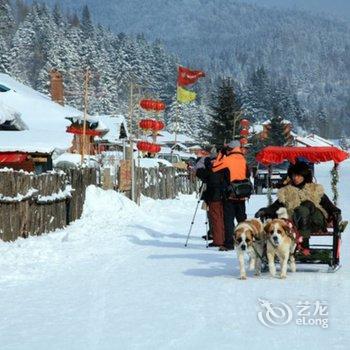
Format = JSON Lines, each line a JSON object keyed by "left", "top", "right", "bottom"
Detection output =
{"left": 249, "top": 124, "right": 264, "bottom": 134}
{"left": 66, "top": 115, "right": 109, "bottom": 132}
{"left": 95, "top": 114, "right": 129, "bottom": 142}
{"left": 0, "top": 73, "right": 83, "bottom": 152}
{"left": 171, "top": 142, "right": 188, "bottom": 151}
{"left": 294, "top": 133, "right": 335, "bottom": 147}
{"left": 0, "top": 130, "right": 70, "bottom": 153}
{"left": 156, "top": 131, "right": 195, "bottom": 144}
{"left": 0, "top": 103, "right": 28, "bottom": 130}
{"left": 159, "top": 146, "right": 193, "bottom": 160}
{"left": 262, "top": 119, "right": 292, "bottom": 125}
{"left": 188, "top": 145, "right": 201, "bottom": 150}
{"left": 53, "top": 153, "right": 99, "bottom": 168}
{"left": 136, "top": 158, "right": 173, "bottom": 168}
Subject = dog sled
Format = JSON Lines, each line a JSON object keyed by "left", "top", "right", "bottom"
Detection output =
{"left": 255, "top": 146, "right": 349, "bottom": 272}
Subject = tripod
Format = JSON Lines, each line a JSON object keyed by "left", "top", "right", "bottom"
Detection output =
{"left": 185, "top": 183, "right": 209, "bottom": 248}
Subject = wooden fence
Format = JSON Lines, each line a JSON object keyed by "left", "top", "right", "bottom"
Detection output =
{"left": 0, "top": 168, "right": 97, "bottom": 241}
{"left": 0, "top": 165, "right": 196, "bottom": 241}
{"left": 135, "top": 167, "right": 199, "bottom": 200}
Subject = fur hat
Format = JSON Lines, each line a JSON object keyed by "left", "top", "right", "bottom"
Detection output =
{"left": 288, "top": 161, "right": 313, "bottom": 183}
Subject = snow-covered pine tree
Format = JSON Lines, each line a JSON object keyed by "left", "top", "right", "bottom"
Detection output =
{"left": 111, "top": 35, "right": 132, "bottom": 106}
{"left": 245, "top": 132, "right": 266, "bottom": 168}
{"left": 265, "top": 108, "right": 288, "bottom": 146}
{"left": 207, "top": 77, "right": 242, "bottom": 147}
{"left": 9, "top": 6, "right": 37, "bottom": 84}
{"left": 0, "top": 0, "right": 15, "bottom": 41}
{"left": 62, "top": 25, "right": 84, "bottom": 108}
{"left": 12, "top": 0, "right": 30, "bottom": 24}
{"left": 81, "top": 5, "right": 94, "bottom": 39}
{"left": 52, "top": 2, "right": 64, "bottom": 28}
{"left": 68, "top": 12, "right": 80, "bottom": 27}
{"left": 339, "top": 132, "right": 350, "bottom": 150}
{"left": 166, "top": 96, "right": 196, "bottom": 138}
{"left": 0, "top": 0, "right": 14, "bottom": 73}
{"left": 244, "top": 66, "right": 271, "bottom": 119}
{"left": 316, "top": 105, "right": 329, "bottom": 138}
{"left": 0, "top": 36, "right": 9, "bottom": 73}
{"left": 4, "top": 0, "right": 181, "bottom": 117}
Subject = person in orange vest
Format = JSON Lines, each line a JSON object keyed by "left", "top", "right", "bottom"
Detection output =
{"left": 211, "top": 140, "right": 250, "bottom": 251}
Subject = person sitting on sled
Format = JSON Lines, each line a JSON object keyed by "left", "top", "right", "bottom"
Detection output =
{"left": 255, "top": 161, "right": 342, "bottom": 250}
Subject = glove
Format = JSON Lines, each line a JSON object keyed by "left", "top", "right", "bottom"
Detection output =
{"left": 255, "top": 208, "right": 268, "bottom": 219}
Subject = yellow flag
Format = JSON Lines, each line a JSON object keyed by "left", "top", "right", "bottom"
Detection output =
{"left": 177, "top": 86, "right": 196, "bottom": 103}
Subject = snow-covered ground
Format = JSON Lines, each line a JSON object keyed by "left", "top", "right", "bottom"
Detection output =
{"left": 0, "top": 161, "right": 349, "bottom": 350}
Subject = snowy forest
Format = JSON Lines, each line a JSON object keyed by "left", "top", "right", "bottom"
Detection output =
{"left": 1, "top": 0, "right": 350, "bottom": 139}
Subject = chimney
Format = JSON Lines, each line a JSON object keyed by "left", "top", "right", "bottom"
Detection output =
{"left": 50, "top": 68, "right": 64, "bottom": 106}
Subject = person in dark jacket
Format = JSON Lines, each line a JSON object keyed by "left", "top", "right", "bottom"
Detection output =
{"left": 255, "top": 161, "right": 342, "bottom": 249}
{"left": 211, "top": 140, "right": 250, "bottom": 251}
{"left": 196, "top": 150, "right": 226, "bottom": 248}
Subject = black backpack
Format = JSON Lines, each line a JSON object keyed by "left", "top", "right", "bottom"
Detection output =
{"left": 225, "top": 179, "right": 253, "bottom": 199}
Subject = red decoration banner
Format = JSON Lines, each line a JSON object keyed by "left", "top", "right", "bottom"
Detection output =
{"left": 177, "top": 66, "right": 205, "bottom": 86}
{"left": 256, "top": 146, "right": 349, "bottom": 165}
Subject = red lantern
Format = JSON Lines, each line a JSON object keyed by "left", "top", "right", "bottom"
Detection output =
{"left": 137, "top": 141, "right": 152, "bottom": 152}
{"left": 152, "top": 120, "right": 165, "bottom": 131}
{"left": 239, "top": 129, "right": 249, "bottom": 136}
{"left": 149, "top": 143, "right": 161, "bottom": 154}
{"left": 139, "top": 119, "right": 155, "bottom": 130}
{"left": 140, "top": 99, "right": 166, "bottom": 112}
{"left": 240, "top": 119, "right": 250, "bottom": 128}
{"left": 240, "top": 138, "right": 248, "bottom": 145}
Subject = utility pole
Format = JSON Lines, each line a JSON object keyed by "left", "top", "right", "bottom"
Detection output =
{"left": 175, "top": 101, "right": 178, "bottom": 144}
{"left": 81, "top": 68, "right": 91, "bottom": 165}
{"left": 129, "top": 82, "right": 136, "bottom": 202}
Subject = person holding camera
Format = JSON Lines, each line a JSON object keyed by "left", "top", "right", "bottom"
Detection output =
{"left": 211, "top": 140, "right": 250, "bottom": 251}
{"left": 195, "top": 147, "right": 226, "bottom": 248}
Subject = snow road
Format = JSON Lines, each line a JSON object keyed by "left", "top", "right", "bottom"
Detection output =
{"left": 0, "top": 161, "right": 349, "bottom": 350}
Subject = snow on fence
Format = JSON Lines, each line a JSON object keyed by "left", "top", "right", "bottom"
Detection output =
{"left": 0, "top": 168, "right": 98, "bottom": 241}
{"left": 136, "top": 167, "right": 198, "bottom": 199}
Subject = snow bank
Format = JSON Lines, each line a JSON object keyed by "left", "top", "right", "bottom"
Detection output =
{"left": 82, "top": 185, "right": 139, "bottom": 220}
{"left": 0, "top": 162, "right": 349, "bottom": 349}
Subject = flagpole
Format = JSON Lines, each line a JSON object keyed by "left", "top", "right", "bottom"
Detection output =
{"left": 81, "top": 68, "right": 90, "bottom": 166}
{"left": 175, "top": 90, "right": 178, "bottom": 145}
{"left": 175, "top": 65, "right": 179, "bottom": 148}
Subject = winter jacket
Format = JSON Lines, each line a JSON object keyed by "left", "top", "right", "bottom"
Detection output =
{"left": 211, "top": 147, "right": 249, "bottom": 182}
{"left": 196, "top": 159, "right": 226, "bottom": 202}
{"left": 260, "top": 182, "right": 341, "bottom": 220}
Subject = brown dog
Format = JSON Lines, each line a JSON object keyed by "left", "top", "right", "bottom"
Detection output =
{"left": 264, "top": 219, "right": 296, "bottom": 279}
{"left": 234, "top": 219, "right": 265, "bottom": 279}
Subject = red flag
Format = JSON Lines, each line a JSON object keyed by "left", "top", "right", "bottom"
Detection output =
{"left": 177, "top": 66, "right": 205, "bottom": 86}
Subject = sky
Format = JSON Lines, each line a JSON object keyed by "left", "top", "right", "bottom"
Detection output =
{"left": 240, "top": 0, "right": 350, "bottom": 22}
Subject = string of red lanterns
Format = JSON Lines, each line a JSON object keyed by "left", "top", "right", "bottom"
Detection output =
{"left": 139, "top": 119, "right": 165, "bottom": 132}
{"left": 139, "top": 99, "right": 165, "bottom": 112}
{"left": 137, "top": 99, "right": 166, "bottom": 154}
{"left": 239, "top": 119, "right": 250, "bottom": 146}
{"left": 137, "top": 141, "right": 161, "bottom": 154}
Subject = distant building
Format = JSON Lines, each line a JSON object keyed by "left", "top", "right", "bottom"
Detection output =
{"left": 93, "top": 115, "right": 129, "bottom": 152}
{"left": 293, "top": 133, "right": 336, "bottom": 147}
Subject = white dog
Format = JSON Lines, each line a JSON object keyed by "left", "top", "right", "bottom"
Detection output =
{"left": 234, "top": 219, "right": 265, "bottom": 280}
